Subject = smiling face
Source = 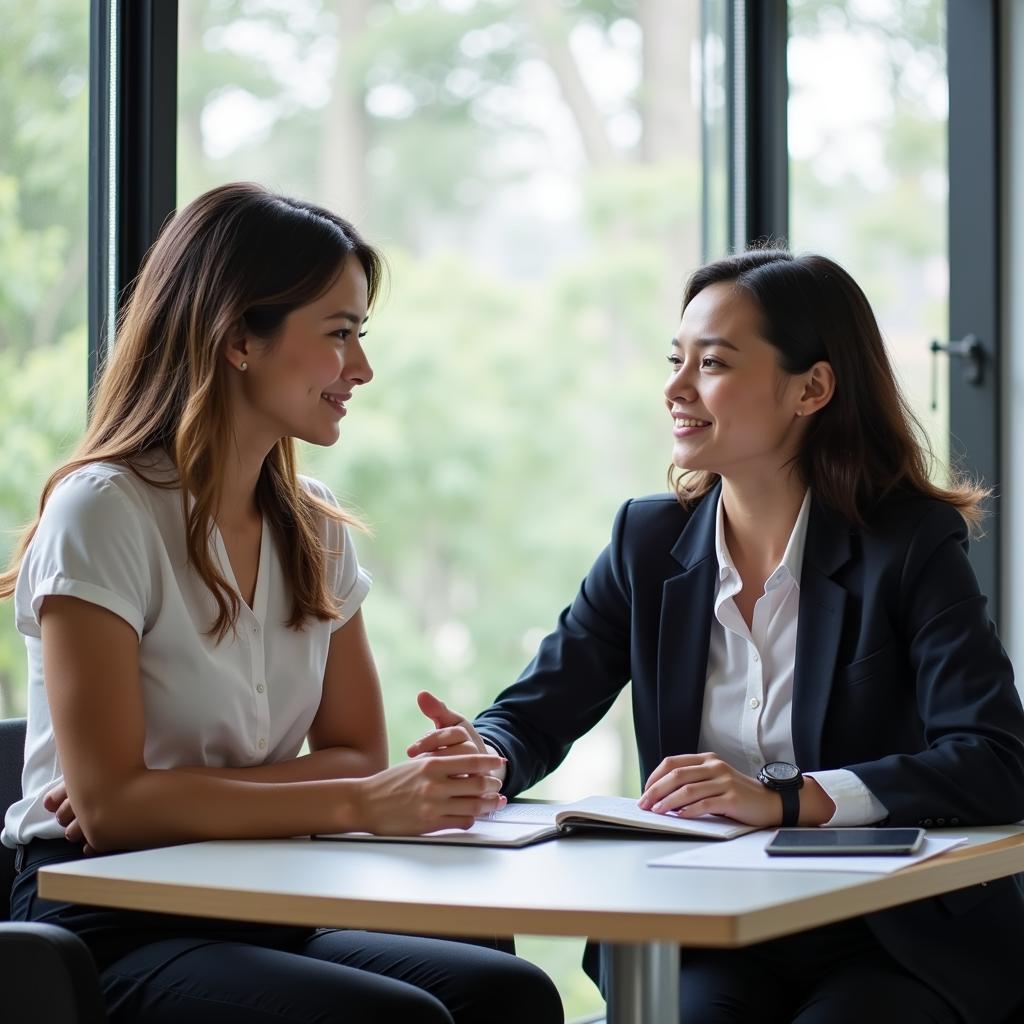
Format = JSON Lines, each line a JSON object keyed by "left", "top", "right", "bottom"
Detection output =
{"left": 665, "top": 281, "right": 823, "bottom": 483}
{"left": 231, "top": 256, "right": 372, "bottom": 448}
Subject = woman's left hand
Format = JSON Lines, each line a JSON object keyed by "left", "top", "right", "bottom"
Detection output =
{"left": 638, "top": 753, "right": 784, "bottom": 827}
{"left": 43, "top": 782, "right": 95, "bottom": 854}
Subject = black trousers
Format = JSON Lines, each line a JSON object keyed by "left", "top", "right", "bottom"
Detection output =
{"left": 675, "top": 916, "right": 962, "bottom": 1024}
{"left": 13, "top": 840, "right": 564, "bottom": 1024}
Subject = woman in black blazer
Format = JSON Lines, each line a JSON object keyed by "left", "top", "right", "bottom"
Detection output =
{"left": 409, "top": 249, "right": 1024, "bottom": 1023}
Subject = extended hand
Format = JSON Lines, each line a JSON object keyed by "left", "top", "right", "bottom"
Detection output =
{"left": 406, "top": 690, "right": 489, "bottom": 760}
{"left": 357, "top": 753, "right": 506, "bottom": 835}
{"left": 638, "top": 753, "right": 784, "bottom": 827}
{"left": 43, "top": 782, "right": 95, "bottom": 854}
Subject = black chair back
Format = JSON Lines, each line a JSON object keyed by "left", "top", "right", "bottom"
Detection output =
{"left": 0, "top": 717, "right": 27, "bottom": 920}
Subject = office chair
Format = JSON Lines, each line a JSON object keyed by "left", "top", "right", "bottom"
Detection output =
{"left": 1, "top": 716, "right": 107, "bottom": 1024}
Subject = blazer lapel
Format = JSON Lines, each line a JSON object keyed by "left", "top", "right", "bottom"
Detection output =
{"left": 657, "top": 486, "right": 719, "bottom": 761}
{"left": 791, "top": 499, "right": 853, "bottom": 769}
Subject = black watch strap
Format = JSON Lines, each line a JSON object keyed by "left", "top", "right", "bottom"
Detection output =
{"left": 779, "top": 786, "right": 800, "bottom": 827}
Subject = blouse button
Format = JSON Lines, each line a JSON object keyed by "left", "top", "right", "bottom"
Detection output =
{"left": 258, "top": 738, "right": 267, "bottom": 750}
{"left": 749, "top": 697, "right": 760, "bottom": 709}
{"left": 752, "top": 653, "right": 760, "bottom": 663}
{"left": 256, "top": 683, "right": 265, "bottom": 694}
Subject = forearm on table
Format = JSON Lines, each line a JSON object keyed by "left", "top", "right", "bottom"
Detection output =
{"left": 75, "top": 768, "right": 365, "bottom": 852}
{"left": 178, "top": 745, "right": 385, "bottom": 784}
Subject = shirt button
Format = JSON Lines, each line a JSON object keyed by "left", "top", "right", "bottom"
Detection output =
{"left": 258, "top": 738, "right": 266, "bottom": 750}
{"left": 749, "top": 697, "right": 760, "bottom": 709}
{"left": 752, "top": 653, "right": 760, "bottom": 663}
{"left": 256, "top": 683, "right": 265, "bottom": 694}
{"left": 252, "top": 625, "right": 259, "bottom": 634}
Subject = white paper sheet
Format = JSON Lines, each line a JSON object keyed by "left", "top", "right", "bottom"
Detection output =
{"left": 648, "top": 830, "right": 969, "bottom": 873}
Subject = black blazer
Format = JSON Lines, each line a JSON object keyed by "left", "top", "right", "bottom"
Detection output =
{"left": 475, "top": 484, "right": 1024, "bottom": 1023}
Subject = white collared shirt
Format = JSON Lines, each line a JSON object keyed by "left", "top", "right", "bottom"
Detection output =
{"left": 697, "top": 490, "right": 888, "bottom": 826}
{"left": 2, "top": 454, "right": 370, "bottom": 847}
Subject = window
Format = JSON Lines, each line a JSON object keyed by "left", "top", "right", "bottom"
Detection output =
{"left": 178, "top": 3, "right": 704, "bottom": 1012}
{"left": 178, "top": 0, "right": 705, "bottom": 796}
{"left": 0, "top": 1, "right": 90, "bottom": 717}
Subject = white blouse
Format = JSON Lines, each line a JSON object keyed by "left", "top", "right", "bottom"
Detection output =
{"left": 2, "top": 453, "right": 370, "bottom": 846}
{"left": 699, "top": 490, "right": 888, "bottom": 826}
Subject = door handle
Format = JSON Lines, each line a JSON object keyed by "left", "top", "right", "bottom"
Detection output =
{"left": 929, "top": 334, "right": 983, "bottom": 410}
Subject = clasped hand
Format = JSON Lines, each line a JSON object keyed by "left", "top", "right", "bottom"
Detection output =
{"left": 406, "top": 690, "right": 507, "bottom": 809}
{"left": 355, "top": 753, "right": 506, "bottom": 834}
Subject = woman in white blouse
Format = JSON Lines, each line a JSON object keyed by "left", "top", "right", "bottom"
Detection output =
{"left": 0, "top": 182, "right": 562, "bottom": 1024}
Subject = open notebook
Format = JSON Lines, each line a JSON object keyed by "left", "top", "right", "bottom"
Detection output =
{"left": 315, "top": 795, "right": 757, "bottom": 848}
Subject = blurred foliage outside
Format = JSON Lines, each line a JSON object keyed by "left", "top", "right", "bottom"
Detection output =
{"left": 0, "top": 1, "right": 948, "bottom": 1018}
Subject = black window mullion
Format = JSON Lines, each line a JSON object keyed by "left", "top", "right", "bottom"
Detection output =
{"left": 727, "top": 0, "right": 788, "bottom": 251}
{"left": 88, "top": 0, "right": 178, "bottom": 401}
{"left": 744, "top": 0, "right": 788, "bottom": 246}
{"left": 87, "top": 0, "right": 115, "bottom": 399}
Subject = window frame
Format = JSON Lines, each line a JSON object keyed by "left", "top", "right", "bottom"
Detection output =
{"left": 88, "top": 0, "right": 178, "bottom": 395}
{"left": 723, "top": 0, "right": 1003, "bottom": 620}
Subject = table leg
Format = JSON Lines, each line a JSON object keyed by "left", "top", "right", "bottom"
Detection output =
{"left": 604, "top": 940, "right": 679, "bottom": 1024}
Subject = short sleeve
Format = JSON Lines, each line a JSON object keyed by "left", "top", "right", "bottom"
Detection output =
{"left": 332, "top": 523, "right": 372, "bottom": 631}
{"left": 14, "top": 471, "right": 152, "bottom": 640}
{"left": 299, "top": 476, "right": 371, "bottom": 631}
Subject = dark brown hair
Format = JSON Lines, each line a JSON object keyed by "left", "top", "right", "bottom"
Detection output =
{"left": 670, "top": 248, "right": 986, "bottom": 528}
{"left": 1, "top": 182, "right": 387, "bottom": 638}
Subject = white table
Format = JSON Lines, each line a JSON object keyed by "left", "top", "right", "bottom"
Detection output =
{"left": 39, "top": 826, "right": 1024, "bottom": 1024}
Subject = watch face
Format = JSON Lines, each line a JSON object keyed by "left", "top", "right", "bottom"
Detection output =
{"left": 764, "top": 761, "right": 800, "bottom": 782}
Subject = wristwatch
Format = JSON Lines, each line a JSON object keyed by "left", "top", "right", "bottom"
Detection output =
{"left": 757, "top": 761, "right": 804, "bottom": 827}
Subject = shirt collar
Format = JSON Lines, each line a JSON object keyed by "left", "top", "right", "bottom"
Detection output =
{"left": 714, "top": 488, "right": 812, "bottom": 589}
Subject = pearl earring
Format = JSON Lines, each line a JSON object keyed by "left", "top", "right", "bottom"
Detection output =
{"left": 240, "top": 361, "right": 248, "bottom": 371}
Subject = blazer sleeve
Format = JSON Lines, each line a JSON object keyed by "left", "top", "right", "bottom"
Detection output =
{"left": 474, "top": 500, "right": 635, "bottom": 797}
{"left": 848, "top": 503, "right": 1024, "bottom": 826}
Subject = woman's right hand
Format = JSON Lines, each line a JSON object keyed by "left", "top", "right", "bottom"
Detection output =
{"left": 354, "top": 753, "right": 506, "bottom": 835}
{"left": 44, "top": 781, "right": 96, "bottom": 855}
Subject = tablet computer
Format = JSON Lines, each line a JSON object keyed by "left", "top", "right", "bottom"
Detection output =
{"left": 765, "top": 827, "right": 925, "bottom": 856}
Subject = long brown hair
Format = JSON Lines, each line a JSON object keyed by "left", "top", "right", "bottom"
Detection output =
{"left": 670, "top": 248, "right": 986, "bottom": 528}
{"left": 1, "top": 182, "right": 386, "bottom": 639}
